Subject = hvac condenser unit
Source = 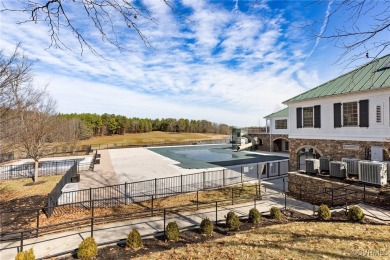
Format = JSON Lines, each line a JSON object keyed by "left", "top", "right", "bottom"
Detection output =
{"left": 341, "top": 158, "right": 360, "bottom": 177}
{"left": 319, "top": 157, "right": 332, "bottom": 172}
{"left": 358, "top": 161, "right": 387, "bottom": 186}
{"left": 305, "top": 159, "right": 320, "bottom": 174}
{"left": 329, "top": 161, "right": 347, "bottom": 178}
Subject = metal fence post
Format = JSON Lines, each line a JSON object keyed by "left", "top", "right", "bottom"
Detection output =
{"left": 91, "top": 200, "right": 94, "bottom": 237}
{"left": 267, "top": 163, "right": 270, "bottom": 178}
{"left": 151, "top": 195, "right": 154, "bottom": 216}
{"left": 20, "top": 231, "right": 24, "bottom": 252}
{"left": 223, "top": 169, "right": 226, "bottom": 187}
{"left": 283, "top": 177, "right": 286, "bottom": 192}
{"left": 331, "top": 189, "right": 334, "bottom": 207}
{"left": 363, "top": 184, "right": 366, "bottom": 203}
{"left": 36, "top": 209, "right": 40, "bottom": 237}
{"left": 124, "top": 182, "right": 128, "bottom": 205}
{"left": 231, "top": 188, "right": 234, "bottom": 205}
{"left": 180, "top": 175, "right": 183, "bottom": 193}
{"left": 278, "top": 161, "right": 281, "bottom": 176}
{"left": 215, "top": 201, "right": 218, "bottom": 225}
{"left": 284, "top": 192, "right": 287, "bottom": 210}
{"left": 89, "top": 188, "right": 92, "bottom": 209}
{"left": 163, "top": 209, "right": 166, "bottom": 235}
{"left": 155, "top": 178, "right": 157, "bottom": 196}
{"left": 203, "top": 171, "right": 206, "bottom": 189}
{"left": 196, "top": 191, "right": 199, "bottom": 210}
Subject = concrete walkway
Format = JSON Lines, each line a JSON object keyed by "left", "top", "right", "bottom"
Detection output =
{"left": 0, "top": 190, "right": 314, "bottom": 260}
{"left": 78, "top": 150, "right": 118, "bottom": 189}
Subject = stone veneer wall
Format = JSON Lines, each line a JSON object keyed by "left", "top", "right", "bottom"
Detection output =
{"left": 288, "top": 172, "right": 390, "bottom": 208}
{"left": 289, "top": 138, "right": 390, "bottom": 171}
{"left": 253, "top": 133, "right": 289, "bottom": 152}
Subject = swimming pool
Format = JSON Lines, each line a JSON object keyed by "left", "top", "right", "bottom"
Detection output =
{"left": 148, "top": 145, "right": 288, "bottom": 169}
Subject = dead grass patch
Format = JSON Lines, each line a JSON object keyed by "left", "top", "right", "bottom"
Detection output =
{"left": 0, "top": 175, "right": 62, "bottom": 203}
{"left": 134, "top": 222, "right": 390, "bottom": 260}
{"left": 78, "top": 132, "right": 228, "bottom": 147}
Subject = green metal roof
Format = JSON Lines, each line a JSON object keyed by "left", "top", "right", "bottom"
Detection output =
{"left": 284, "top": 54, "right": 390, "bottom": 104}
{"left": 264, "top": 107, "right": 289, "bottom": 119}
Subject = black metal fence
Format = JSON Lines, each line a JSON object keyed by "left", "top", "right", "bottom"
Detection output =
{"left": 47, "top": 159, "right": 289, "bottom": 216}
{"left": 0, "top": 159, "right": 91, "bottom": 181}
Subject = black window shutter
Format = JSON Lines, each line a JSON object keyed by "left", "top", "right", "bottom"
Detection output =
{"left": 359, "top": 99, "right": 369, "bottom": 127}
{"left": 314, "top": 105, "right": 321, "bottom": 128}
{"left": 296, "top": 107, "right": 302, "bottom": 128}
{"left": 334, "top": 103, "right": 342, "bottom": 128}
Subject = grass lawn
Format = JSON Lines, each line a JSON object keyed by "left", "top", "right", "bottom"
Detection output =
{"left": 78, "top": 131, "right": 229, "bottom": 147}
{"left": 134, "top": 222, "right": 390, "bottom": 260}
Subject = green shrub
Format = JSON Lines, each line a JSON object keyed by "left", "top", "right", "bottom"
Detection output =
{"left": 200, "top": 218, "right": 214, "bottom": 235}
{"left": 126, "top": 229, "right": 143, "bottom": 250}
{"left": 248, "top": 208, "right": 262, "bottom": 224}
{"left": 166, "top": 221, "right": 179, "bottom": 241}
{"left": 226, "top": 211, "right": 240, "bottom": 230}
{"left": 270, "top": 207, "right": 282, "bottom": 221}
{"left": 318, "top": 204, "right": 331, "bottom": 220}
{"left": 15, "top": 248, "right": 35, "bottom": 260}
{"left": 77, "top": 237, "right": 98, "bottom": 260}
{"left": 348, "top": 206, "right": 365, "bottom": 222}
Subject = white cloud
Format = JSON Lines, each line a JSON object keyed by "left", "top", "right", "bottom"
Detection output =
{"left": 0, "top": 0, "right": 334, "bottom": 127}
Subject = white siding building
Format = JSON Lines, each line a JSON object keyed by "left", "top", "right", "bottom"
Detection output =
{"left": 267, "top": 54, "right": 390, "bottom": 170}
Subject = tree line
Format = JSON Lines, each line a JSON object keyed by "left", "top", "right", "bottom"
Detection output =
{"left": 58, "top": 113, "right": 231, "bottom": 137}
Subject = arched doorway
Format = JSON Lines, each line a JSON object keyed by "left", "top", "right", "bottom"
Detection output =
{"left": 272, "top": 138, "right": 289, "bottom": 152}
{"left": 295, "top": 146, "right": 323, "bottom": 171}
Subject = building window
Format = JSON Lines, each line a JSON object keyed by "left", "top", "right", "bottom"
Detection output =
{"left": 343, "top": 101, "right": 358, "bottom": 126}
{"left": 303, "top": 107, "right": 314, "bottom": 127}
{"left": 376, "top": 105, "right": 382, "bottom": 123}
{"left": 275, "top": 119, "right": 287, "bottom": 129}
{"left": 284, "top": 141, "right": 289, "bottom": 151}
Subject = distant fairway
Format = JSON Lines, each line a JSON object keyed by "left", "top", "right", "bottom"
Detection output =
{"left": 79, "top": 131, "right": 229, "bottom": 148}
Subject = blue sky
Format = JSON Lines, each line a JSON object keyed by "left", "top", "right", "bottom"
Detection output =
{"left": 1, "top": 0, "right": 389, "bottom": 127}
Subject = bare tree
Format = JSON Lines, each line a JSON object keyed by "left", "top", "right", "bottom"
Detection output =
{"left": 13, "top": 94, "right": 59, "bottom": 182}
{"left": 2, "top": 0, "right": 173, "bottom": 55}
{"left": 312, "top": 0, "right": 389, "bottom": 64}
{"left": 58, "top": 118, "right": 92, "bottom": 154}
{"left": 0, "top": 45, "right": 44, "bottom": 157}
{"left": 0, "top": 45, "right": 34, "bottom": 121}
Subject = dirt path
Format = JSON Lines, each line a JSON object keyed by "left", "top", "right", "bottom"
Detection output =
{"left": 78, "top": 150, "right": 118, "bottom": 189}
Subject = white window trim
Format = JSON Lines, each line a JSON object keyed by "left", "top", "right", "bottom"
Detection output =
{"left": 302, "top": 106, "right": 314, "bottom": 128}
{"left": 342, "top": 101, "right": 359, "bottom": 127}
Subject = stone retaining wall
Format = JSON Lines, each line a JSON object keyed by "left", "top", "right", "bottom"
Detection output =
{"left": 288, "top": 172, "right": 390, "bottom": 208}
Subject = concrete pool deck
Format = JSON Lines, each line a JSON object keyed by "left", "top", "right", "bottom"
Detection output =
{"left": 109, "top": 147, "right": 221, "bottom": 184}
{"left": 77, "top": 146, "right": 288, "bottom": 189}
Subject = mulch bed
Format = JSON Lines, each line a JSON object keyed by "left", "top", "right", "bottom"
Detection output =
{"left": 57, "top": 208, "right": 383, "bottom": 260}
